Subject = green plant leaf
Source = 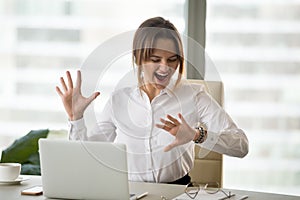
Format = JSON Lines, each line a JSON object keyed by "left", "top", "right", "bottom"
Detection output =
{"left": 21, "top": 163, "right": 41, "bottom": 175}
{"left": 0, "top": 129, "right": 49, "bottom": 164}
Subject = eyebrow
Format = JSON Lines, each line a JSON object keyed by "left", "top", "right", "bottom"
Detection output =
{"left": 150, "top": 55, "right": 178, "bottom": 59}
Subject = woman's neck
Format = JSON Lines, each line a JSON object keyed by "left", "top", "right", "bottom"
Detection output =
{"left": 141, "top": 84, "right": 161, "bottom": 102}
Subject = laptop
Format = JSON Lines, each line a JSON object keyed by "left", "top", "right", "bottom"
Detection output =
{"left": 39, "top": 139, "right": 132, "bottom": 200}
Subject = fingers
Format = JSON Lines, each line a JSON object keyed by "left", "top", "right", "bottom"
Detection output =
{"left": 66, "top": 71, "right": 74, "bottom": 89}
{"left": 55, "top": 86, "right": 63, "bottom": 97}
{"left": 167, "top": 114, "right": 181, "bottom": 126}
{"left": 82, "top": 92, "right": 100, "bottom": 106}
{"left": 160, "top": 118, "right": 176, "bottom": 128}
{"left": 94, "top": 91, "right": 101, "bottom": 98}
{"left": 86, "top": 92, "right": 101, "bottom": 105}
{"left": 178, "top": 113, "right": 187, "bottom": 124}
{"left": 156, "top": 114, "right": 182, "bottom": 134}
{"left": 58, "top": 71, "right": 74, "bottom": 93}
{"left": 156, "top": 123, "right": 172, "bottom": 132}
{"left": 60, "top": 76, "right": 68, "bottom": 92}
{"left": 76, "top": 70, "right": 81, "bottom": 90}
{"left": 160, "top": 114, "right": 181, "bottom": 127}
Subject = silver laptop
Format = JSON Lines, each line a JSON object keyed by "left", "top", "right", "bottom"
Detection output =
{"left": 39, "top": 139, "right": 131, "bottom": 200}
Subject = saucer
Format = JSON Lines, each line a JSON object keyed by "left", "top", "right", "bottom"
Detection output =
{"left": 0, "top": 176, "right": 29, "bottom": 185}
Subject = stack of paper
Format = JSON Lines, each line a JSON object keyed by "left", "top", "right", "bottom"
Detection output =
{"left": 173, "top": 190, "right": 248, "bottom": 200}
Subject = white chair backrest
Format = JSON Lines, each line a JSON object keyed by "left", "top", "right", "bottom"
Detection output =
{"left": 187, "top": 79, "right": 224, "bottom": 187}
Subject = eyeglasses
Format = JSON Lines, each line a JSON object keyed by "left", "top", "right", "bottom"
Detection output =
{"left": 185, "top": 182, "right": 235, "bottom": 200}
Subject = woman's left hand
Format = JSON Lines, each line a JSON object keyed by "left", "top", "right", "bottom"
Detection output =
{"left": 156, "top": 113, "right": 197, "bottom": 152}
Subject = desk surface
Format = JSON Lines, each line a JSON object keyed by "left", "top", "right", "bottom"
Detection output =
{"left": 1, "top": 175, "right": 299, "bottom": 200}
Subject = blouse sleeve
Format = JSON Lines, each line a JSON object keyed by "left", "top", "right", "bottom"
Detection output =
{"left": 68, "top": 97, "right": 117, "bottom": 142}
{"left": 195, "top": 90, "right": 249, "bottom": 158}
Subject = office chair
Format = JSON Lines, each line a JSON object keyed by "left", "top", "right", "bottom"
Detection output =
{"left": 187, "top": 79, "right": 224, "bottom": 187}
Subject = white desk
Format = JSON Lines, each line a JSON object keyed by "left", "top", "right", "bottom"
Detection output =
{"left": 1, "top": 175, "right": 299, "bottom": 200}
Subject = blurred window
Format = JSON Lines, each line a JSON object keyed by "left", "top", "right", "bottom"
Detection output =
{"left": 206, "top": 0, "right": 300, "bottom": 196}
{"left": 0, "top": 0, "right": 186, "bottom": 148}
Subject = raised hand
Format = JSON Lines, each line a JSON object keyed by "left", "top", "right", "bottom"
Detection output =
{"left": 55, "top": 70, "right": 100, "bottom": 120}
{"left": 156, "top": 113, "right": 197, "bottom": 152}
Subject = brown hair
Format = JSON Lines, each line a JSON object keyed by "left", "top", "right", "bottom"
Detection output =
{"left": 132, "top": 17, "right": 184, "bottom": 88}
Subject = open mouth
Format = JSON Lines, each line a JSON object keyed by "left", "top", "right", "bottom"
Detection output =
{"left": 154, "top": 72, "right": 169, "bottom": 82}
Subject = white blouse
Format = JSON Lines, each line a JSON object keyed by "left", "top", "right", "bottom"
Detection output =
{"left": 69, "top": 81, "right": 248, "bottom": 183}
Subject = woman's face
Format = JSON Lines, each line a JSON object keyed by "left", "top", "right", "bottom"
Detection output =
{"left": 141, "top": 38, "right": 179, "bottom": 90}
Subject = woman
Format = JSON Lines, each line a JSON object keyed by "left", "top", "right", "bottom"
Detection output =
{"left": 56, "top": 17, "right": 248, "bottom": 185}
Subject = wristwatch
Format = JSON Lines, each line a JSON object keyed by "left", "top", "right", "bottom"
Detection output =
{"left": 194, "top": 125, "right": 207, "bottom": 143}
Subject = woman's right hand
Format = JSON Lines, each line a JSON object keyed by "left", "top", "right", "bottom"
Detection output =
{"left": 55, "top": 70, "right": 100, "bottom": 121}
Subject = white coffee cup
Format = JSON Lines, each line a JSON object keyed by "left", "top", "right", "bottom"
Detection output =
{"left": 0, "top": 163, "right": 21, "bottom": 181}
